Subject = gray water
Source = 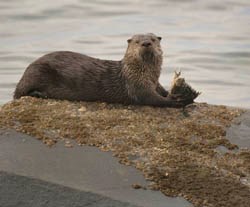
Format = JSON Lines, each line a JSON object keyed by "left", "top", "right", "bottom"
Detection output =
{"left": 1, "top": 0, "right": 250, "bottom": 108}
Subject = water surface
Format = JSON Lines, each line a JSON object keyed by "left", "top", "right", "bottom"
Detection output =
{"left": 1, "top": 0, "right": 250, "bottom": 107}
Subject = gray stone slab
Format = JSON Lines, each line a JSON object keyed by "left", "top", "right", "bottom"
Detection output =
{"left": 226, "top": 110, "right": 250, "bottom": 148}
{"left": 0, "top": 171, "right": 138, "bottom": 207}
{"left": 0, "top": 129, "right": 191, "bottom": 207}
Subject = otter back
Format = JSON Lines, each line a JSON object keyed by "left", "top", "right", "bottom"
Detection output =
{"left": 14, "top": 51, "right": 131, "bottom": 104}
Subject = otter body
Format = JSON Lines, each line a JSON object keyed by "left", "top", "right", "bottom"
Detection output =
{"left": 14, "top": 33, "right": 188, "bottom": 107}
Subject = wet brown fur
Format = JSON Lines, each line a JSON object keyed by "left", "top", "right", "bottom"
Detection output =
{"left": 14, "top": 33, "right": 190, "bottom": 107}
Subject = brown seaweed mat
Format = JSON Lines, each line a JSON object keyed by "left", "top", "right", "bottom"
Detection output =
{"left": 0, "top": 97, "right": 250, "bottom": 207}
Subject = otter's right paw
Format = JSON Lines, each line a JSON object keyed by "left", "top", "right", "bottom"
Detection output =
{"left": 167, "top": 95, "right": 194, "bottom": 108}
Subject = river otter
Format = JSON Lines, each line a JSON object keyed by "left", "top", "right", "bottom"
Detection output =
{"left": 14, "top": 33, "right": 191, "bottom": 107}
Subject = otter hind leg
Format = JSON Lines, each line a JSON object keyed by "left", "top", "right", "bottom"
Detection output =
{"left": 27, "top": 90, "right": 47, "bottom": 99}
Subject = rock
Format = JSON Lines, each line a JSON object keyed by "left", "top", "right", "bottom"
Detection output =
{"left": 0, "top": 97, "right": 249, "bottom": 207}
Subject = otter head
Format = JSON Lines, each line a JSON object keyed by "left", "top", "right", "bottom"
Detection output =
{"left": 124, "top": 33, "right": 163, "bottom": 66}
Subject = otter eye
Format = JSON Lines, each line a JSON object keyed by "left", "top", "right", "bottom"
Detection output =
{"left": 157, "top": 36, "right": 162, "bottom": 41}
{"left": 135, "top": 40, "right": 139, "bottom": 44}
{"left": 127, "top": 39, "right": 132, "bottom": 43}
{"left": 151, "top": 38, "right": 156, "bottom": 42}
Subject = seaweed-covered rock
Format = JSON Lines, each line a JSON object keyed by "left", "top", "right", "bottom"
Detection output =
{"left": 0, "top": 97, "right": 249, "bottom": 207}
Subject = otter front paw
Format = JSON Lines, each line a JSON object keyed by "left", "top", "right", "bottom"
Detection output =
{"left": 165, "top": 96, "right": 191, "bottom": 108}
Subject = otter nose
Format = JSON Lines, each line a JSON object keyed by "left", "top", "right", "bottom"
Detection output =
{"left": 142, "top": 41, "right": 152, "bottom": 47}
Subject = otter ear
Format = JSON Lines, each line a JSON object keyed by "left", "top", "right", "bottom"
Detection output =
{"left": 157, "top": 36, "right": 162, "bottom": 41}
{"left": 127, "top": 38, "right": 132, "bottom": 43}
